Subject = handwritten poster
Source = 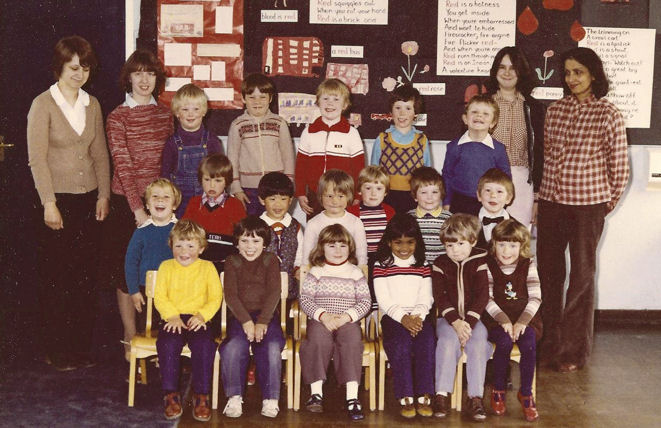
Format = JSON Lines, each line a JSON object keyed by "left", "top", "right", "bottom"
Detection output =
{"left": 309, "top": 0, "right": 388, "bottom": 25}
{"left": 278, "top": 93, "right": 320, "bottom": 126}
{"left": 579, "top": 27, "right": 655, "bottom": 128}
{"left": 436, "top": 0, "right": 515, "bottom": 76}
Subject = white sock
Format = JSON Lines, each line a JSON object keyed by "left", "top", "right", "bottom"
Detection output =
{"left": 346, "top": 381, "right": 359, "bottom": 400}
{"left": 400, "top": 396, "right": 413, "bottom": 405}
{"left": 436, "top": 391, "right": 448, "bottom": 397}
{"left": 311, "top": 380, "right": 323, "bottom": 397}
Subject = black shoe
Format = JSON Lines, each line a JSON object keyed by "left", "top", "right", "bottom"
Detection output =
{"left": 305, "top": 394, "right": 323, "bottom": 413}
{"left": 465, "top": 396, "right": 487, "bottom": 422}
{"left": 45, "top": 353, "right": 77, "bottom": 372}
{"left": 346, "top": 398, "right": 364, "bottom": 421}
{"left": 432, "top": 393, "right": 450, "bottom": 418}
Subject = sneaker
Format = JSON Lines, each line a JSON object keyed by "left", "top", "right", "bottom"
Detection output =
{"left": 400, "top": 397, "right": 416, "bottom": 419}
{"left": 465, "top": 396, "right": 487, "bottom": 422}
{"left": 193, "top": 394, "right": 211, "bottom": 422}
{"left": 163, "top": 392, "right": 183, "bottom": 420}
{"left": 432, "top": 393, "right": 450, "bottom": 418}
{"left": 247, "top": 361, "right": 256, "bottom": 385}
{"left": 305, "top": 393, "right": 323, "bottom": 413}
{"left": 346, "top": 398, "right": 364, "bottom": 421}
{"left": 416, "top": 394, "right": 433, "bottom": 417}
{"left": 491, "top": 389, "right": 506, "bottom": 416}
{"left": 223, "top": 395, "right": 243, "bottom": 418}
{"left": 517, "top": 391, "right": 539, "bottom": 422}
{"left": 261, "top": 399, "right": 280, "bottom": 418}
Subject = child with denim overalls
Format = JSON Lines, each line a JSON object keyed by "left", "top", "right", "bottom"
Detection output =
{"left": 161, "top": 84, "right": 223, "bottom": 217}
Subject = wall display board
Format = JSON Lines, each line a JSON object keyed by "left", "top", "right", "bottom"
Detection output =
{"left": 157, "top": 0, "right": 244, "bottom": 109}
{"left": 143, "top": 0, "right": 659, "bottom": 143}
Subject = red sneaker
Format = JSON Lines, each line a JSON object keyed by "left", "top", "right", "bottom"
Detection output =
{"left": 491, "top": 389, "right": 506, "bottom": 415}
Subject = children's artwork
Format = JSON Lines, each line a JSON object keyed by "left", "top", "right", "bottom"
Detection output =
{"left": 380, "top": 41, "right": 430, "bottom": 92}
{"left": 517, "top": 6, "right": 539, "bottom": 36}
{"left": 542, "top": 0, "right": 574, "bottom": 11}
{"left": 580, "top": 27, "right": 656, "bottom": 128}
{"left": 309, "top": 0, "right": 388, "bottom": 25}
{"left": 437, "top": 1, "right": 516, "bottom": 76}
{"left": 326, "top": 63, "right": 369, "bottom": 95}
{"left": 262, "top": 37, "right": 324, "bottom": 77}
{"left": 570, "top": 20, "right": 586, "bottom": 42}
{"left": 278, "top": 93, "right": 320, "bottom": 126}
{"left": 535, "top": 50, "right": 555, "bottom": 84}
{"left": 158, "top": 0, "right": 244, "bottom": 109}
{"left": 349, "top": 113, "right": 362, "bottom": 128}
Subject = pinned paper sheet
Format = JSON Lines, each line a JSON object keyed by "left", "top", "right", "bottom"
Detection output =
{"left": 204, "top": 87, "right": 235, "bottom": 101}
{"left": 164, "top": 43, "right": 192, "bottom": 66}
{"left": 278, "top": 93, "right": 320, "bottom": 125}
{"left": 211, "top": 61, "right": 226, "bottom": 81}
{"left": 197, "top": 43, "right": 241, "bottom": 58}
{"left": 165, "top": 77, "right": 192, "bottom": 92}
{"left": 193, "top": 65, "right": 211, "bottom": 81}
{"left": 215, "top": 6, "right": 233, "bottom": 34}
{"left": 326, "top": 63, "right": 369, "bottom": 95}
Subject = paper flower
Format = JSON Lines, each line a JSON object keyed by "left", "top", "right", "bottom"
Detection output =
{"left": 382, "top": 77, "right": 397, "bottom": 92}
{"left": 401, "top": 41, "right": 419, "bottom": 56}
{"left": 420, "top": 64, "right": 430, "bottom": 74}
{"left": 543, "top": 50, "right": 554, "bottom": 58}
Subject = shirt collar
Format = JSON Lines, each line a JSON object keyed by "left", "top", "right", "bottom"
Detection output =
{"left": 386, "top": 124, "right": 421, "bottom": 138}
{"left": 138, "top": 215, "right": 178, "bottom": 228}
{"left": 260, "top": 212, "right": 292, "bottom": 227}
{"left": 457, "top": 130, "right": 494, "bottom": 149}
{"left": 393, "top": 254, "right": 415, "bottom": 266}
{"left": 202, "top": 192, "right": 228, "bottom": 208}
{"left": 415, "top": 206, "right": 443, "bottom": 218}
{"left": 478, "top": 207, "right": 509, "bottom": 221}
{"left": 124, "top": 93, "right": 157, "bottom": 108}
{"left": 308, "top": 116, "right": 350, "bottom": 133}
{"left": 49, "top": 83, "right": 89, "bottom": 107}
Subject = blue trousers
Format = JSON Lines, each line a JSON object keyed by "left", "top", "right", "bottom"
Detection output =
{"left": 157, "top": 314, "right": 216, "bottom": 394}
{"left": 381, "top": 315, "right": 435, "bottom": 399}
{"left": 220, "top": 313, "right": 285, "bottom": 399}
{"left": 435, "top": 318, "right": 492, "bottom": 398}
{"left": 488, "top": 326, "right": 536, "bottom": 396}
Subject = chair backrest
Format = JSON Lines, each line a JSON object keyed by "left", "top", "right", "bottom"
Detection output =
{"left": 220, "top": 271, "right": 289, "bottom": 338}
{"left": 145, "top": 270, "right": 158, "bottom": 338}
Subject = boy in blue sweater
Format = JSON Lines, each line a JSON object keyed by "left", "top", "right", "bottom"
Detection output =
{"left": 121, "top": 178, "right": 181, "bottom": 359}
{"left": 442, "top": 94, "right": 511, "bottom": 216}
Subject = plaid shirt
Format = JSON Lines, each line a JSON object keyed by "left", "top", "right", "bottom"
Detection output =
{"left": 538, "top": 94, "right": 629, "bottom": 210}
{"left": 492, "top": 91, "right": 528, "bottom": 167}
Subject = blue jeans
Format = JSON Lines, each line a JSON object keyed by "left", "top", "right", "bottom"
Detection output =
{"left": 220, "top": 313, "right": 285, "bottom": 399}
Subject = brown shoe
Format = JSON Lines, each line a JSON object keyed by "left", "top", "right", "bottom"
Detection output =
{"left": 491, "top": 389, "right": 506, "bottom": 415}
{"left": 517, "top": 391, "right": 539, "bottom": 422}
{"left": 193, "top": 393, "right": 211, "bottom": 422}
{"left": 163, "top": 392, "right": 182, "bottom": 420}
{"left": 465, "top": 396, "right": 487, "bottom": 422}
{"left": 416, "top": 394, "right": 433, "bottom": 417}
{"left": 400, "top": 397, "right": 416, "bottom": 419}
{"left": 432, "top": 393, "right": 450, "bottom": 418}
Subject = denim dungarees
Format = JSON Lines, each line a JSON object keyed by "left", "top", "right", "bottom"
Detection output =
{"left": 171, "top": 129, "right": 209, "bottom": 217}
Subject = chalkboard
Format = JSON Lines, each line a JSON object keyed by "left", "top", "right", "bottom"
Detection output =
{"left": 142, "top": 1, "right": 658, "bottom": 144}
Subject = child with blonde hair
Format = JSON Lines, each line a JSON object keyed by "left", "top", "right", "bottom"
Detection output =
{"left": 295, "top": 78, "right": 365, "bottom": 217}
{"left": 485, "top": 219, "right": 541, "bottom": 422}
{"left": 299, "top": 224, "right": 372, "bottom": 420}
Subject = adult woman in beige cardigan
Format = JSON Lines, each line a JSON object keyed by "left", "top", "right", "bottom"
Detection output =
{"left": 27, "top": 36, "right": 111, "bottom": 372}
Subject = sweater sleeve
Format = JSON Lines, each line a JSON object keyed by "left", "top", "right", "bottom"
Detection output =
{"left": 605, "top": 107, "right": 629, "bottom": 210}
{"left": 27, "top": 95, "right": 56, "bottom": 204}
{"left": 373, "top": 265, "right": 406, "bottom": 323}
{"left": 257, "top": 254, "right": 282, "bottom": 325}
{"left": 197, "top": 262, "right": 222, "bottom": 322}
{"left": 422, "top": 136, "right": 432, "bottom": 166}
{"left": 300, "top": 271, "right": 324, "bottom": 320}
{"left": 494, "top": 143, "right": 512, "bottom": 178}
{"left": 432, "top": 263, "right": 459, "bottom": 325}
{"left": 465, "top": 261, "right": 489, "bottom": 328}
{"left": 154, "top": 261, "right": 180, "bottom": 321}
{"left": 227, "top": 120, "right": 243, "bottom": 195}
{"left": 294, "top": 225, "right": 304, "bottom": 267}
{"left": 89, "top": 98, "right": 111, "bottom": 200}
{"left": 346, "top": 273, "right": 371, "bottom": 322}
{"left": 124, "top": 229, "right": 144, "bottom": 295}
{"left": 223, "top": 256, "right": 252, "bottom": 324}
{"left": 294, "top": 128, "right": 312, "bottom": 197}
{"left": 369, "top": 135, "right": 382, "bottom": 165}
{"left": 301, "top": 218, "right": 320, "bottom": 267}
{"left": 278, "top": 118, "right": 296, "bottom": 183}
{"left": 441, "top": 142, "right": 457, "bottom": 206}
{"left": 516, "top": 259, "right": 542, "bottom": 326}
{"left": 107, "top": 109, "right": 144, "bottom": 211}
{"left": 352, "top": 217, "right": 368, "bottom": 266}
{"left": 160, "top": 137, "right": 178, "bottom": 178}
{"left": 412, "top": 268, "right": 433, "bottom": 318}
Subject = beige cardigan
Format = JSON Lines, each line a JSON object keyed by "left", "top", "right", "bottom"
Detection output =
{"left": 27, "top": 89, "right": 111, "bottom": 205}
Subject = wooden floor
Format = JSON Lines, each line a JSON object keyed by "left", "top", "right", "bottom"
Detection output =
{"left": 1, "top": 323, "right": 659, "bottom": 427}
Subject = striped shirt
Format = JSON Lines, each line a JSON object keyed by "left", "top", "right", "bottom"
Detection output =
{"left": 408, "top": 207, "right": 452, "bottom": 265}
{"left": 538, "top": 94, "right": 629, "bottom": 210}
{"left": 485, "top": 258, "right": 541, "bottom": 326}
{"left": 373, "top": 255, "right": 432, "bottom": 323}
{"left": 347, "top": 203, "right": 395, "bottom": 254}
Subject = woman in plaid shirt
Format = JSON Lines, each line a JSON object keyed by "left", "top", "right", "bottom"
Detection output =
{"left": 536, "top": 47, "right": 629, "bottom": 373}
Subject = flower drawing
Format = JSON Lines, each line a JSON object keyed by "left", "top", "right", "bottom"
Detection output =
{"left": 382, "top": 77, "right": 397, "bottom": 92}
{"left": 535, "top": 50, "right": 555, "bottom": 84}
{"left": 400, "top": 40, "right": 420, "bottom": 82}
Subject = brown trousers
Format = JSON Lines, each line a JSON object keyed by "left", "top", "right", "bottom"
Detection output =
{"left": 300, "top": 319, "right": 363, "bottom": 385}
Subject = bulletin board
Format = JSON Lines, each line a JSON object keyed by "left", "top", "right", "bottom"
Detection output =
{"left": 157, "top": 0, "right": 244, "bottom": 109}
{"left": 144, "top": 0, "right": 659, "bottom": 144}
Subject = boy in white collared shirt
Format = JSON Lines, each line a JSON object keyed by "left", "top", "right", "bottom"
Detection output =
{"left": 441, "top": 94, "right": 511, "bottom": 216}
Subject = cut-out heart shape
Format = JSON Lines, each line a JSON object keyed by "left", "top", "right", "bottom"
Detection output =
{"left": 517, "top": 7, "right": 539, "bottom": 36}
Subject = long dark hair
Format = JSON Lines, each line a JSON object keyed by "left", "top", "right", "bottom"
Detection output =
{"left": 485, "top": 46, "right": 535, "bottom": 96}
{"left": 560, "top": 47, "right": 609, "bottom": 99}
{"left": 375, "top": 213, "right": 426, "bottom": 268}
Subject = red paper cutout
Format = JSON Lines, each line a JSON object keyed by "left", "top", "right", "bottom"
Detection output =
{"left": 517, "top": 7, "right": 539, "bottom": 36}
{"left": 570, "top": 20, "right": 586, "bottom": 42}
{"left": 262, "top": 37, "right": 324, "bottom": 77}
{"left": 464, "top": 84, "right": 487, "bottom": 104}
{"left": 543, "top": 0, "right": 574, "bottom": 11}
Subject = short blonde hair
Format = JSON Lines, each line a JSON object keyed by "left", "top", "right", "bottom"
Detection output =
{"left": 477, "top": 168, "right": 515, "bottom": 202}
{"left": 316, "top": 78, "right": 351, "bottom": 113}
{"left": 171, "top": 83, "right": 208, "bottom": 115}
{"left": 169, "top": 219, "right": 207, "bottom": 251}
{"left": 439, "top": 213, "right": 480, "bottom": 244}
{"left": 144, "top": 178, "right": 182, "bottom": 210}
{"left": 309, "top": 224, "right": 357, "bottom": 267}
{"left": 489, "top": 219, "right": 532, "bottom": 259}
{"left": 317, "top": 169, "right": 354, "bottom": 204}
{"left": 357, "top": 165, "right": 390, "bottom": 190}
{"left": 409, "top": 166, "right": 445, "bottom": 200}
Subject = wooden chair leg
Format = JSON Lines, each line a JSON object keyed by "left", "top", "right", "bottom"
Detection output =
{"left": 453, "top": 352, "right": 465, "bottom": 411}
{"left": 139, "top": 359, "right": 148, "bottom": 385}
{"left": 294, "top": 349, "right": 302, "bottom": 411}
{"left": 211, "top": 349, "right": 220, "bottom": 409}
{"left": 369, "top": 351, "right": 376, "bottom": 411}
{"left": 364, "top": 366, "right": 370, "bottom": 391}
{"left": 286, "top": 351, "right": 294, "bottom": 409}
{"left": 378, "top": 352, "right": 386, "bottom": 411}
{"left": 128, "top": 351, "right": 137, "bottom": 406}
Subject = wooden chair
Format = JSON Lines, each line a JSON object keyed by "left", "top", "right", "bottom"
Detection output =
{"left": 212, "top": 272, "right": 294, "bottom": 410}
{"left": 377, "top": 310, "right": 388, "bottom": 411}
{"left": 292, "top": 304, "right": 377, "bottom": 411}
{"left": 452, "top": 343, "right": 537, "bottom": 411}
{"left": 127, "top": 270, "right": 192, "bottom": 406}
